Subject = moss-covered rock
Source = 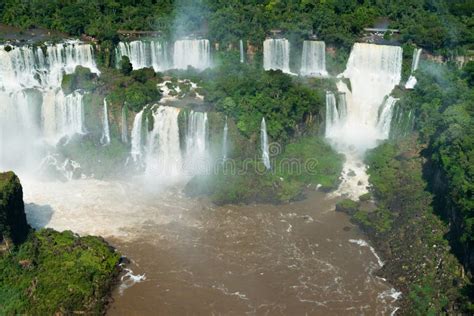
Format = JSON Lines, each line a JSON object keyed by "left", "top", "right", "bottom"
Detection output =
{"left": 61, "top": 65, "right": 98, "bottom": 94}
{"left": 335, "top": 199, "right": 359, "bottom": 215}
{"left": 0, "top": 172, "right": 29, "bottom": 245}
{"left": 0, "top": 229, "right": 121, "bottom": 315}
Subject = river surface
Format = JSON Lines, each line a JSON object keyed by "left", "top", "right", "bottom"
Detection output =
{"left": 22, "top": 178, "right": 399, "bottom": 315}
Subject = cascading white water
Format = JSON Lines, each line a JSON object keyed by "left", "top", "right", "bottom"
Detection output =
{"left": 143, "top": 106, "right": 210, "bottom": 184}
{"left": 0, "top": 90, "right": 39, "bottom": 169}
{"left": 0, "top": 40, "right": 98, "bottom": 91}
{"left": 337, "top": 92, "right": 348, "bottom": 122}
{"left": 376, "top": 96, "right": 399, "bottom": 139}
{"left": 0, "top": 41, "right": 99, "bottom": 172}
{"left": 41, "top": 90, "right": 86, "bottom": 143}
{"left": 263, "top": 38, "right": 291, "bottom": 74}
{"left": 331, "top": 43, "right": 402, "bottom": 150}
{"left": 101, "top": 98, "right": 111, "bottom": 145}
{"left": 121, "top": 106, "right": 128, "bottom": 143}
{"left": 131, "top": 110, "right": 145, "bottom": 162}
{"left": 115, "top": 40, "right": 171, "bottom": 72}
{"left": 145, "top": 106, "right": 183, "bottom": 181}
{"left": 222, "top": 117, "right": 228, "bottom": 161}
{"left": 325, "top": 92, "right": 339, "bottom": 136}
{"left": 185, "top": 111, "right": 209, "bottom": 173}
{"left": 260, "top": 118, "right": 271, "bottom": 170}
{"left": 173, "top": 39, "right": 211, "bottom": 70}
{"left": 405, "top": 48, "right": 422, "bottom": 89}
{"left": 240, "top": 40, "right": 245, "bottom": 63}
{"left": 300, "top": 41, "right": 328, "bottom": 77}
{"left": 326, "top": 43, "right": 402, "bottom": 198}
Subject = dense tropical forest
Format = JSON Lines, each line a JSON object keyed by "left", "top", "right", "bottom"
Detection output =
{"left": 0, "top": 0, "right": 473, "bottom": 314}
{"left": 1, "top": 0, "right": 473, "bottom": 52}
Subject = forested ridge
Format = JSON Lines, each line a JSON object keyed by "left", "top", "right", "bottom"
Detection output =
{"left": 1, "top": 0, "right": 473, "bottom": 53}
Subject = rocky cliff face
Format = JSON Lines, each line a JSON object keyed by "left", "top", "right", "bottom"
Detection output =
{"left": 0, "top": 172, "right": 30, "bottom": 245}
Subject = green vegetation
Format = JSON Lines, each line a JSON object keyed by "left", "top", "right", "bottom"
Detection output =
{"left": 62, "top": 66, "right": 98, "bottom": 94}
{"left": 335, "top": 199, "right": 358, "bottom": 215}
{"left": 1, "top": 1, "right": 472, "bottom": 53}
{"left": 186, "top": 136, "right": 343, "bottom": 204}
{"left": 202, "top": 62, "right": 325, "bottom": 142}
{"left": 58, "top": 136, "right": 130, "bottom": 179}
{"left": 0, "top": 229, "right": 120, "bottom": 315}
{"left": 353, "top": 138, "right": 471, "bottom": 313}
{"left": 394, "top": 61, "right": 474, "bottom": 279}
{"left": 0, "top": 172, "right": 121, "bottom": 315}
{"left": 104, "top": 67, "right": 163, "bottom": 113}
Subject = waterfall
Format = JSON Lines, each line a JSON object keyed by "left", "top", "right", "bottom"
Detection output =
{"left": 142, "top": 106, "right": 210, "bottom": 183}
{"left": 41, "top": 90, "right": 86, "bottom": 143}
{"left": 331, "top": 43, "right": 402, "bottom": 151}
{"left": 131, "top": 110, "right": 145, "bottom": 162}
{"left": 325, "top": 92, "right": 339, "bottom": 136}
{"left": 411, "top": 48, "right": 422, "bottom": 72}
{"left": 405, "top": 48, "right": 422, "bottom": 89}
{"left": 185, "top": 111, "right": 209, "bottom": 174}
{"left": 239, "top": 40, "right": 245, "bottom": 63}
{"left": 101, "top": 98, "right": 111, "bottom": 145}
{"left": 121, "top": 106, "right": 128, "bottom": 143}
{"left": 263, "top": 38, "right": 291, "bottom": 73}
{"left": 325, "top": 92, "right": 349, "bottom": 137}
{"left": 376, "top": 96, "right": 399, "bottom": 139}
{"left": 300, "top": 41, "right": 327, "bottom": 77}
{"left": 0, "top": 41, "right": 98, "bottom": 90}
{"left": 337, "top": 92, "right": 348, "bottom": 121}
{"left": 145, "top": 106, "right": 183, "bottom": 181}
{"left": 326, "top": 43, "right": 402, "bottom": 198}
{"left": 115, "top": 40, "right": 170, "bottom": 72}
{"left": 0, "top": 90, "right": 39, "bottom": 169}
{"left": 173, "top": 39, "right": 211, "bottom": 70}
{"left": 260, "top": 118, "right": 271, "bottom": 170}
{"left": 222, "top": 117, "right": 228, "bottom": 161}
{"left": 0, "top": 41, "right": 99, "bottom": 171}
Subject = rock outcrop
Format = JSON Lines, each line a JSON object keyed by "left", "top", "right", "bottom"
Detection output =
{"left": 0, "top": 171, "right": 30, "bottom": 245}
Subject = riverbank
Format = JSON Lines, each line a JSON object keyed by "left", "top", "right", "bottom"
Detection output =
{"left": 336, "top": 137, "right": 470, "bottom": 314}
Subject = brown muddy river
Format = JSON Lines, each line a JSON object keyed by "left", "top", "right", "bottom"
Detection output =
{"left": 107, "top": 193, "right": 398, "bottom": 315}
{"left": 23, "top": 179, "right": 398, "bottom": 315}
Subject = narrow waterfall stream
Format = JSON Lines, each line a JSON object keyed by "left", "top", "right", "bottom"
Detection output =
{"left": 101, "top": 98, "right": 111, "bottom": 145}
{"left": 405, "top": 48, "right": 423, "bottom": 89}
{"left": 222, "top": 117, "right": 228, "bottom": 161}
{"left": 260, "top": 117, "right": 271, "bottom": 170}
{"left": 130, "top": 109, "right": 145, "bottom": 162}
{"left": 121, "top": 106, "right": 128, "bottom": 143}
